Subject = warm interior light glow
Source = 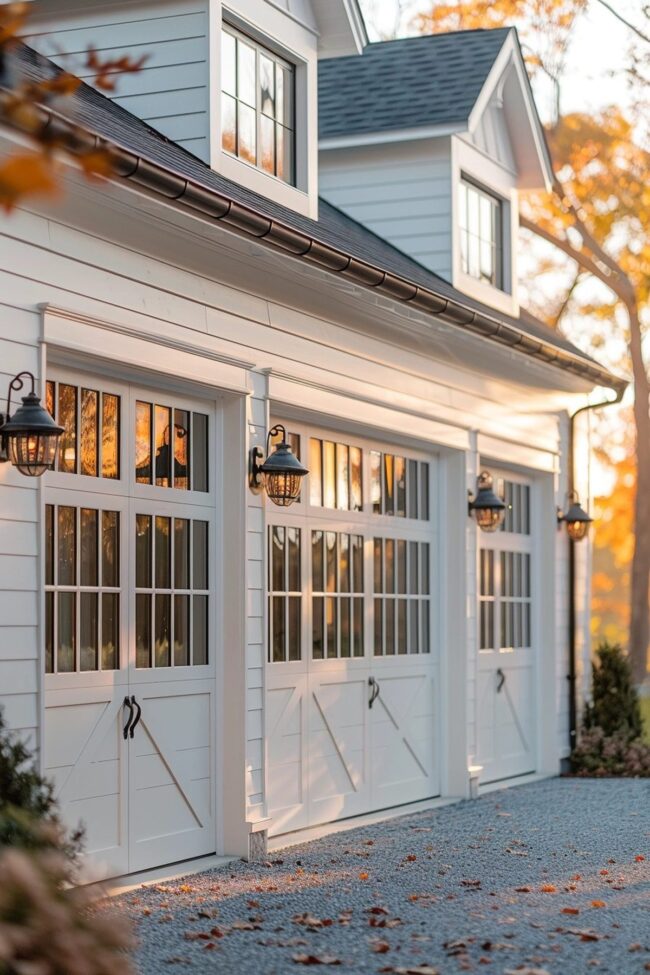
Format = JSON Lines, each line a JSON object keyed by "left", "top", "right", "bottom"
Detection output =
{"left": 474, "top": 506, "right": 506, "bottom": 532}
{"left": 567, "top": 519, "right": 589, "bottom": 542}
{"left": 8, "top": 430, "right": 59, "bottom": 477}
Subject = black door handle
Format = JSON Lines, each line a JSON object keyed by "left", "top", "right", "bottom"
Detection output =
{"left": 496, "top": 668, "right": 506, "bottom": 693}
{"left": 368, "top": 676, "right": 380, "bottom": 709}
{"left": 123, "top": 696, "right": 134, "bottom": 739}
{"left": 130, "top": 695, "right": 142, "bottom": 738}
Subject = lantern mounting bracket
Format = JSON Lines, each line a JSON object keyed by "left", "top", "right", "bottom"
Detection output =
{"left": 0, "top": 371, "right": 37, "bottom": 463}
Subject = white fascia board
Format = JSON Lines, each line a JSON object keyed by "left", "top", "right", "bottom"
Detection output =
{"left": 467, "top": 30, "right": 554, "bottom": 192}
{"left": 319, "top": 121, "right": 465, "bottom": 151}
{"left": 312, "top": 0, "right": 368, "bottom": 58}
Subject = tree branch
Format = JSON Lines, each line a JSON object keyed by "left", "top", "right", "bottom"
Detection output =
{"left": 551, "top": 269, "right": 582, "bottom": 329}
{"left": 593, "top": 0, "right": 650, "bottom": 44}
{"left": 520, "top": 214, "right": 623, "bottom": 297}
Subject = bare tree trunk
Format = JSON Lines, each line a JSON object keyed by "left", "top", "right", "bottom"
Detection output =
{"left": 628, "top": 300, "right": 650, "bottom": 683}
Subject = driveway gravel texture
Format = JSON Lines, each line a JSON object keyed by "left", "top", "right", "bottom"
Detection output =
{"left": 110, "top": 778, "right": 650, "bottom": 975}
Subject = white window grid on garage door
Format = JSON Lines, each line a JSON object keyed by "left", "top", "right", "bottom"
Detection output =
{"left": 266, "top": 422, "right": 437, "bottom": 670}
{"left": 43, "top": 366, "right": 217, "bottom": 689}
{"left": 478, "top": 471, "right": 533, "bottom": 654}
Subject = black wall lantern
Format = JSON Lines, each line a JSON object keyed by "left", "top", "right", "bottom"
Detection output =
{"left": 0, "top": 372, "right": 64, "bottom": 477}
{"left": 249, "top": 424, "right": 308, "bottom": 507}
{"left": 557, "top": 491, "right": 593, "bottom": 542}
{"left": 468, "top": 470, "right": 506, "bottom": 532}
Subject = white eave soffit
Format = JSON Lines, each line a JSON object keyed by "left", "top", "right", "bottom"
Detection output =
{"left": 467, "top": 31, "right": 554, "bottom": 192}
{"left": 312, "top": 0, "right": 368, "bottom": 59}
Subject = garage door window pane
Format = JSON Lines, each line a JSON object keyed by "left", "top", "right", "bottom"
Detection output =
{"left": 46, "top": 504, "right": 121, "bottom": 674}
{"left": 374, "top": 538, "right": 431, "bottom": 656}
{"left": 268, "top": 526, "right": 301, "bottom": 662}
{"left": 309, "top": 437, "right": 363, "bottom": 512}
{"left": 372, "top": 452, "right": 429, "bottom": 521}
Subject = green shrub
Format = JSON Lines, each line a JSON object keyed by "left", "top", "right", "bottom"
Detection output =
{"left": 583, "top": 642, "right": 643, "bottom": 741}
{"left": 572, "top": 642, "right": 649, "bottom": 777}
{"left": 0, "top": 708, "right": 83, "bottom": 857}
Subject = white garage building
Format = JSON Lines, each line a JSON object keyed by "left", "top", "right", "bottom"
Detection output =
{"left": 0, "top": 0, "right": 623, "bottom": 879}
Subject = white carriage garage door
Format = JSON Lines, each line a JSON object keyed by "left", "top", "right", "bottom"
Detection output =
{"left": 476, "top": 472, "right": 536, "bottom": 783}
{"left": 266, "top": 424, "right": 440, "bottom": 836}
{"left": 42, "top": 368, "right": 217, "bottom": 879}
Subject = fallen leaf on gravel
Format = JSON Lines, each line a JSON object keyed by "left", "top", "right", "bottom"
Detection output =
{"left": 635, "top": 855, "right": 645, "bottom": 862}
{"left": 540, "top": 884, "right": 556, "bottom": 893}
{"left": 178, "top": 884, "right": 193, "bottom": 893}
{"left": 292, "top": 954, "right": 341, "bottom": 966}
{"left": 367, "top": 906, "right": 389, "bottom": 915}
{"left": 359, "top": 872, "right": 369, "bottom": 880}
{"left": 561, "top": 908, "right": 580, "bottom": 915}
{"left": 293, "top": 914, "right": 333, "bottom": 930}
{"left": 560, "top": 928, "right": 604, "bottom": 942}
{"left": 599, "top": 870, "right": 609, "bottom": 876}
{"left": 231, "top": 921, "right": 261, "bottom": 931}
{"left": 504, "top": 969, "right": 551, "bottom": 975}
{"left": 369, "top": 916, "right": 402, "bottom": 928}
{"left": 590, "top": 901, "right": 606, "bottom": 908}
{"left": 629, "top": 943, "right": 642, "bottom": 952}
{"left": 379, "top": 966, "right": 440, "bottom": 974}
{"left": 515, "top": 886, "right": 531, "bottom": 893}
{"left": 371, "top": 940, "right": 391, "bottom": 953}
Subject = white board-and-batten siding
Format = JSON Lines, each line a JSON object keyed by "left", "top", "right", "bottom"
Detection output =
{"left": 27, "top": 0, "right": 210, "bottom": 162}
{"left": 319, "top": 141, "right": 453, "bottom": 281}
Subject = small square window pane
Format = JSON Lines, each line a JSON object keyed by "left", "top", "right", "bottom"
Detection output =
{"left": 80, "top": 592, "right": 98, "bottom": 671}
{"left": 237, "top": 40, "right": 256, "bottom": 106}
{"left": 373, "top": 538, "right": 382, "bottom": 593}
{"left": 174, "top": 519, "right": 190, "bottom": 589}
{"left": 136, "top": 593, "right": 151, "bottom": 668}
{"left": 193, "top": 521, "right": 208, "bottom": 590}
{"left": 174, "top": 409, "right": 190, "bottom": 490}
{"left": 288, "top": 596, "right": 301, "bottom": 661}
{"left": 370, "top": 451, "right": 382, "bottom": 514}
{"left": 135, "top": 401, "right": 152, "bottom": 484}
{"left": 312, "top": 530, "right": 324, "bottom": 592}
{"left": 287, "top": 527, "right": 300, "bottom": 591}
{"left": 102, "top": 593, "right": 119, "bottom": 670}
{"left": 58, "top": 384, "right": 77, "bottom": 473}
{"left": 397, "top": 539, "right": 407, "bottom": 594}
{"left": 395, "top": 457, "right": 406, "bottom": 517}
{"left": 350, "top": 447, "right": 362, "bottom": 511}
{"left": 221, "top": 92, "right": 237, "bottom": 156}
{"left": 339, "top": 533, "right": 350, "bottom": 593}
{"left": 353, "top": 597, "right": 364, "bottom": 657}
{"left": 325, "top": 532, "right": 337, "bottom": 593}
{"left": 276, "top": 124, "right": 293, "bottom": 184}
{"left": 57, "top": 592, "right": 75, "bottom": 672}
{"left": 45, "top": 505, "right": 54, "bottom": 586}
{"left": 155, "top": 516, "right": 171, "bottom": 589}
{"left": 340, "top": 598, "right": 351, "bottom": 658}
{"left": 155, "top": 593, "right": 171, "bottom": 667}
{"left": 277, "top": 67, "right": 293, "bottom": 126}
{"left": 80, "top": 508, "right": 98, "bottom": 587}
{"left": 57, "top": 506, "right": 76, "bottom": 586}
{"left": 193, "top": 595, "right": 208, "bottom": 664}
{"left": 45, "top": 592, "right": 53, "bottom": 673}
{"left": 271, "top": 526, "right": 285, "bottom": 592}
{"left": 136, "top": 515, "right": 152, "bottom": 589}
{"left": 102, "top": 511, "right": 119, "bottom": 588}
{"left": 80, "top": 388, "right": 98, "bottom": 477}
{"left": 102, "top": 394, "right": 120, "bottom": 479}
{"left": 309, "top": 439, "right": 323, "bottom": 506}
{"left": 154, "top": 405, "right": 171, "bottom": 487}
{"left": 312, "top": 596, "right": 324, "bottom": 659}
{"left": 272, "top": 595, "right": 285, "bottom": 662}
{"left": 222, "top": 30, "right": 236, "bottom": 96}
{"left": 192, "top": 413, "right": 208, "bottom": 492}
{"left": 383, "top": 454, "right": 394, "bottom": 516}
{"left": 260, "top": 54, "right": 275, "bottom": 117}
{"left": 238, "top": 102, "right": 256, "bottom": 165}
{"left": 385, "top": 599, "right": 395, "bottom": 655}
{"left": 323, "top": 441, "right": 336, "bottom": 510}
{"left": 336, "top": 443, "right": 349, "bottom": 511}
{"left": 260, "top": 114, "right": 275, "bottom": 175}
{"left": 174, "top": 594, "right": 189, "bottom": 666}
{"left": 326, "top": 597, "right": 337, "bottom": 658}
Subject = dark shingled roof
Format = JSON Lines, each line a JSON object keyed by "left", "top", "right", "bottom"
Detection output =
{"left": 0, "top": 43, "right": 620, "bottom": 386}
{"left": 319, "top": 29, "right": 511, "bottom": 140}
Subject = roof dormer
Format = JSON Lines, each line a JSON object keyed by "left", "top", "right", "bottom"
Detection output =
{"left": 318, "top": 28, "right": 553, "bottom": 316}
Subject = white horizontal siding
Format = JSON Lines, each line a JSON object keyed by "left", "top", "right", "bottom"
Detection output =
{"left": 28, "top": 0, "right": 210, "bottom": 162}
{"left": 319, "top": 141, "right": 453, "bottom": 280}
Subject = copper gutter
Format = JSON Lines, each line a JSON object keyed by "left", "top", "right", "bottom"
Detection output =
{"left": 0, "top": 93, "right": 628, "bottom": 396}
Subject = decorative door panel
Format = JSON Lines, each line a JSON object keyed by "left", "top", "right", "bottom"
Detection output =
{"left": 128, "top": 680, "right": 215, "bottom": 873}
{"left": 477, "top": 471, "right": 536, "bottom": 783}
{"left": 369, "top": 666, "right": 439, "bottom": 809}
{"left": 266, "top": 675, "right": 309, "bottom": 835}
{"left": 44, "top": 687, "right": 129, "bottom": 879}
{"left": 308, "top": 673, "right": 370, "bottom": 824}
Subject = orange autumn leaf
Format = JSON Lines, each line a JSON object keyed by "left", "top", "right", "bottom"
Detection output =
{"left": 591, "top": 900, "right": 606, "bottom": 908}
{"left": 635, "top": 855, "right": 645, "bottom": 862}
{"left": 359, "top": 872, "right": 369, "bottom": 880}
{"left": 540, "top": 884, "right": 557, "bottom": 893}
{"left": 561, "top": 907, "right": 580, "bottom": 915}
{"left": 0, "top": 152, "right": 58, "bottom": 211}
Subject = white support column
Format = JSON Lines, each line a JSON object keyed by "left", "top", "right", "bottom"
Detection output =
{"left": 439, "top": 447, "right": 471, "bottom": 798}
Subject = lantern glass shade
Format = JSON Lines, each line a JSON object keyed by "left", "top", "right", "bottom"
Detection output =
{"left": 561, "top": 494, "right": 593, "bottom": 541}
{"left": 259, "top": 438, "right": 308, "bottom": 507}
{"left": 469, "top": 470, "right": 506, "bottom": 533}
{"left": 1, "top": 391, "right": 64, "bottom": 477}
{"left": 566, "top": 519, "right": 590, "bottom": 542}
{"left": 8, "top": 431, "right": 59, "bottom": 476}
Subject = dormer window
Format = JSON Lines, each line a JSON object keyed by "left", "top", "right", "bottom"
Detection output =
{"left": 458, "top": 178, "right": 503, "bottom": 289}
{"left": 221, "top": 26, "right": 295, "bottom": 185}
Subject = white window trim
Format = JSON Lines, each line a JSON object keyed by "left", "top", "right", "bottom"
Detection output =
{"left": 210, "top": 2, "right": 317, "bottom": 219}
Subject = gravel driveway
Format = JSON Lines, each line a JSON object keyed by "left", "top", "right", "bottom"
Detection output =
{"left": 110, "top": 778, "right": 650, "bottom": 974}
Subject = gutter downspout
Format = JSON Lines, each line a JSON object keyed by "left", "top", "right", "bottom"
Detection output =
{"left": 567, "top": 385, "right": 626, "bottom": 754}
